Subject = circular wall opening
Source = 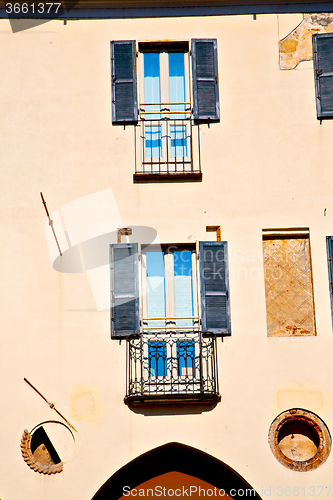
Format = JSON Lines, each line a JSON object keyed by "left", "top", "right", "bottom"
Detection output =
{"left": 277, "top": 419, "right": 320, "bottom": 461}
{"left": 269, "top": 409, "right": 331, "bottom": 472}
{"left": 21, "top": 421, "right": 75, "bottom": 474}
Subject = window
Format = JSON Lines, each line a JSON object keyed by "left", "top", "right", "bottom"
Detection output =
{"left": 111, "top": 39, "right": 219, "bottom": 178}
{"left": 110, "top": 241, "right": 231, "bottom": 338}
{"left": 148, "top": 340, "right": 167, "bottom": 378}
{"left": 177, "top": 340, "right": 196, "bottom": 376}
{"left": 142, "top": 245, "right": 197, "bottom": 331}
{"left": 111, "top": 39, "right": 219, "bottom": 124}
{"left": 262, "top": 229, "right": 316, "bottom": 337}
{"left": 139, "top": 46, "right": 190, "bottom": 168}
{"left": 313, "top": 33, "right": 333, "bottom": 120}
{"left": 142, "top": 245, "right": 198, "bottom": 386}
{"left": 110, "top": 242, "right": 228, "bottom": 404}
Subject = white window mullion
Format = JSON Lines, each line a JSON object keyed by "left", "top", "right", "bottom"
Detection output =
{"left": 141, "top": 251, "right": 148, "bottom": 330}
{"left": 160, "top": 51, "right": 169, "bottom": 170}
{"left": 164, "top": 251, "right": 175, "bottom": 329}
{"left": 160, "top": 51, "right": 169, "bottom": 108}
{"left": 191, "top": 250, "right": 199, "bottom": 329}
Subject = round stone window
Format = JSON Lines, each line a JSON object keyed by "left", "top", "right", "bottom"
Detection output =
{"left": 268, "top": 409, "right": 331, "bottom": 471}
{"left": 21, "top": 421, "right": 75, "bottom": 474}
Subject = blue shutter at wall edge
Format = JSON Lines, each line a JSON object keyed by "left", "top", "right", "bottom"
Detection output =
{"left": 199, "top": 241, "right": 231, "bottom": 336}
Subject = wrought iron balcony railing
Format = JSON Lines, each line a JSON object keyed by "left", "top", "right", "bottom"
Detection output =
{"left": 133, "top": 104, "right": 202, "bottom": 180}
{"left": 124, "top": 331, "right": 220, "bottom": 406}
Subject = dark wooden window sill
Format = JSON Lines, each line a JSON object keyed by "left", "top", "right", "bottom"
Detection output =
{"left": 133, "top": 172, "right": 202, "bottom": 183}
{"left": 124, "top": 392, "right": 220, "bottom": 406}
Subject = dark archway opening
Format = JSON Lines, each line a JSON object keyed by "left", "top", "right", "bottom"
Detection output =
{"left": 92, "top": 442, "right": 263, "bottom": 500}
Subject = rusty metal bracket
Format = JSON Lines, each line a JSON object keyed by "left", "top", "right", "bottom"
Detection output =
{"left": 117, "top": 227, "right": 132, "bottom": 244}
{"left": 206, "top": 225, "right": 221, "bottom": 241}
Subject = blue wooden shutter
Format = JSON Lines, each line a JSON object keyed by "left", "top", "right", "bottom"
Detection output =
{"left": 191, "top": 39, "right": 220, "bottom": 122}
{"left": 111, "top": 40, "right": 138, "bottom": 124}
{"left": 110, "top": 243, "right": 139, "bottom": 338}
{"left": 327, "top": 236, "right": 333, "bottom": 323}
{"left": 199, "top": 241, "right": 230, "bottom": 336}
{"left": 313, "top": 34, "right": 333, "bottom": 120}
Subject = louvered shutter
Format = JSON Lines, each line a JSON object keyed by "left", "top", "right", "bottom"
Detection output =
{"left": 111, "top": 40, "right": 138, "bottom": 124}
{"left": 313, "top": 34, "right": 333, "bottom": 119}
{"left": 110, "top": 243, "right": 139, "bottom": 338}
{"left": 327, "top": 236, "right": 333, "bottom": 323}
{"left": 199, "top": 241, "right": 231, "bottom": 336}
{"left": 191, "top": 39, "right": 220, "bottom": 122}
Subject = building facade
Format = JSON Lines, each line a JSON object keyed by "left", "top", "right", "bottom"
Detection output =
{"left": 1, "top": 1, "right": 333, "bottom": 499}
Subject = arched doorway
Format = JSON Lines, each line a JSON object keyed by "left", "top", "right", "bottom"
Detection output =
{"left": 92, "top": 442, "right": 262, "bottom": 500}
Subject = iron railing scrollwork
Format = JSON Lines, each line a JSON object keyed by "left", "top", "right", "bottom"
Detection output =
{"left": 125, "top": 331, "right": 219, "bottom": 404}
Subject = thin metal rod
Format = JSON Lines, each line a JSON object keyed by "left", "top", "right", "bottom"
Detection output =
{"left": 24, "top": 378, "right": 77, "bottom": 432}
{"left": 40, "top": 192, "right": 62, "bottom": 257}
{"left": 143, "top": 317, "right": 199, "bottom": 320}
{"left": 141, "top": 102, "right": 190, "bottom": 106}
{"left": 140, "top": 111, "right": 191, "bottom": 115}
{"left": 142, "top": 326, "right": 198, "bottom": 330}
{"left": 142, "top": 161, "right": 191, "bottom": 165}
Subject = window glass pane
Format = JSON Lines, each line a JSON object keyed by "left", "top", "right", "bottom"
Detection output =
{"left": 144, "top": 52, "right": 161, "bottom": 118}
{"left": 169, "top": 52, "right": 185, "bottom": 116}
{"left": 170, "top": 125, "right": 187, "bottom": 158}
{"left": 144, "top": 53, "right": 161, "bottom": 158}
{"left": 145, "top": 125, "right": 162, "bottom": 158}
{"left": 149, "top": 340, "right": 167, "bottom": 377}
{"left": 146, "top": 251, "right": 166, "bottom": 328}
{"left": 177, "top": 340, "right": 195, "bottom": 376}
{"left": 174, "top": 250, "right": 193, "bottom": 327}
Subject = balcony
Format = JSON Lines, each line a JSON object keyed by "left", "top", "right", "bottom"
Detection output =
{"left": 133, "top": 104, "right": 202, "bottom": 182}
{"left": 124, "top": 330, "right": 220, "bottom": 406}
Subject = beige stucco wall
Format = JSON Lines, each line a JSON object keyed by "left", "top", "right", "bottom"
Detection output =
{"left": 1, "top": 11, "right": 333, "bottom": 500}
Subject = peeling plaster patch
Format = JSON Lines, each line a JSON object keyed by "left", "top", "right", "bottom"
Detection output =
{"left": 263, "top": 234, "right": 316, "bottom": 337}
{"left": 70, "top": 385, "right": 103, "bottom": 422}
{"left": 277, "top": 390, "right": 324, "bottom": 411}
{"left": 279, "top": 14, "right": 333, "bottom": 70}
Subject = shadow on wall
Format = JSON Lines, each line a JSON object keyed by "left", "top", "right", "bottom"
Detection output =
{"left": 127, "top": 401, "right": 219, "bottom": 416}
{"left": 44, "top": 188, "right": 159, "bottom": 310}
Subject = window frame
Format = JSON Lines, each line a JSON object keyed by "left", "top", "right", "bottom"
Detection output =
{"left": 138, "top": 43, "right": 192, "bottom": 167}
{"left": 140, "top": 243, "right": 199, "bottom": 333}
{"left": 110, "top": 241, "right": 231, "bottom": 339}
